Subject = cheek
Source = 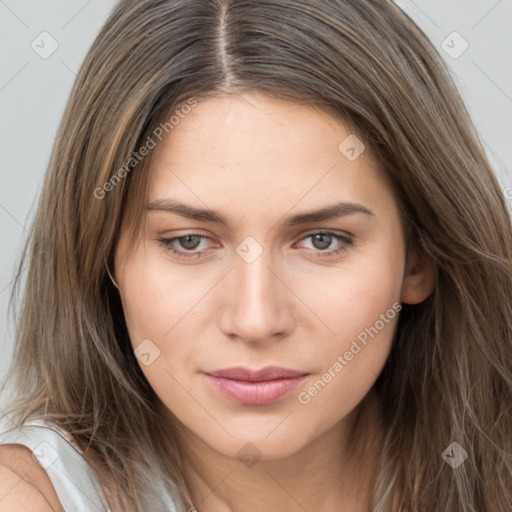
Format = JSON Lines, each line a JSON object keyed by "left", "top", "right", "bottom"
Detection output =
{"left": 119, "top": 247, "right": 208, "bottom": 343}
{"left": 118, "top": 260, "right": 203, "bottom": 411}
{"left": 310, "top": 281, "right": 398, "bottom": 392}
{"left": 118, "top": 250, "right": 217, "bottom": 396}
{"left": 295, "top": 235, "right": 404, "bottom": 405}
{"left": 308, "top": 235, "right": 404, "bottom": 345}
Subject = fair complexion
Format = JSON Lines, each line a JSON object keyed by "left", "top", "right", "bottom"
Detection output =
{"left": 114, "top": 91, "right": 434, "bottom": 512}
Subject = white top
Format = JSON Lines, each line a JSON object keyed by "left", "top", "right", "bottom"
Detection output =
{"left": 0, "top": 418, "right": 112, "bottom": 511}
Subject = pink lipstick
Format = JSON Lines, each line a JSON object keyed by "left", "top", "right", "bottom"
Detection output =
{"left": 204, "top": 366, "right": 309, "bottom": 405}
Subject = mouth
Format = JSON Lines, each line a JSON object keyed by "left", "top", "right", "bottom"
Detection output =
{"left": 204, "top": 366, "right": 310, "bottom": 405}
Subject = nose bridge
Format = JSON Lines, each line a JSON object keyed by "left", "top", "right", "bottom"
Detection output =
{"left": 221, "top": 237, "right": 292, "bottom": 342}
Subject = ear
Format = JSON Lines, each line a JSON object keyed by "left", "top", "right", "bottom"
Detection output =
{"left": 401, "top": 247, "right": 436, "bottom": 304}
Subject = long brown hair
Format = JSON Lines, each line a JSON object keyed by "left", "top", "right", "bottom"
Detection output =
{"left": 2, "top": 0, "right": 511, "bottom": 510}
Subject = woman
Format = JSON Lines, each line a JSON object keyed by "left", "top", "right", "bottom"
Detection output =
{"left": 1, "top": 0, "right": 511, "bottom": 510}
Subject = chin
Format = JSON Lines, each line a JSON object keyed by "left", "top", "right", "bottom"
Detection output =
{"left": 201, "top": 425, "right": 313, "bottom": 463}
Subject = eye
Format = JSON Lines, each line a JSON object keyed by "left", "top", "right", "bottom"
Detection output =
{"left": 157, "top": 230, "right": 354, "bottom": 260}
{"left": 295, "top": 231, "right": 353, "bottom": 257}
{"left": 158, "top": 234, "right": 214, "bottom": 259}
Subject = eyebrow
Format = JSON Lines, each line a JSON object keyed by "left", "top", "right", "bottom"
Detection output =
{"left": 145, "top": 199, "right": 374, "bottom": 227}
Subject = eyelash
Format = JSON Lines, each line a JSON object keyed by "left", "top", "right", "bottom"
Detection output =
{"left": 157, "top": 231, "right": 353, "bottom": 260}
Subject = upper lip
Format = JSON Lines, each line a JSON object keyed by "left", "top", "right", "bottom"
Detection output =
{"left": 205, "top": 366, "right": 309, "bottom": 382}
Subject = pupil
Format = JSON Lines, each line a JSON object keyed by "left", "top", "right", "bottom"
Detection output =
{"left": 181, "top": 235, "right": 201, "bottom": 250}
{"left": 313, "top": 233, "right": 331, "bottom": 250}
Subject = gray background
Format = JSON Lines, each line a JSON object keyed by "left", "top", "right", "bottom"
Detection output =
{"left": 1, "top": 1, "right": 511, "bottom": 402}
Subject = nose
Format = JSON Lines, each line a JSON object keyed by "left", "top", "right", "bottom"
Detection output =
{"left": 218, "top": 245, "right": 295, "bottom": 345}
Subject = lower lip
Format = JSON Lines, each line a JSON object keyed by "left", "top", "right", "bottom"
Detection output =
{"left": 205, "top": 374, "right": 308, "bottom": 405}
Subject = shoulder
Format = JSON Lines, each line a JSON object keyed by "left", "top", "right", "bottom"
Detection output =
{"left": 0, "top": 443, "right": 64, "bottom": 511}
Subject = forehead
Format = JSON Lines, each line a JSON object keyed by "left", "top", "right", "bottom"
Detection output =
{"left": 146, "top": 92, "right": 395, "bottom": 219}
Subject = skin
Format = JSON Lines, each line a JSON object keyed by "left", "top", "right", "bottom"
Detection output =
{"left": 114, "top": 91, "right": 434, "bottom": 512}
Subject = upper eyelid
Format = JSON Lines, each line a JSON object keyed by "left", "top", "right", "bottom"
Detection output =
{"left": 159, "top": 226, "right": 354, "bottom": 238}
{"left": 162, "top": 229, "right": 353, "bottom": 240}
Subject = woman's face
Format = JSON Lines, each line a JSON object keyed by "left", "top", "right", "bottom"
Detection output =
{"left": 115, "top": 91, "right": 431, "bottom": 461}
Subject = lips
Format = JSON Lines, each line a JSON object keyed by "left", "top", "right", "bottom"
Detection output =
{"left": 204, "top": 366, "right": 309, "bottom": 405}
{"left": 206, "top": 366, "right": 308, "bottom": 382}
